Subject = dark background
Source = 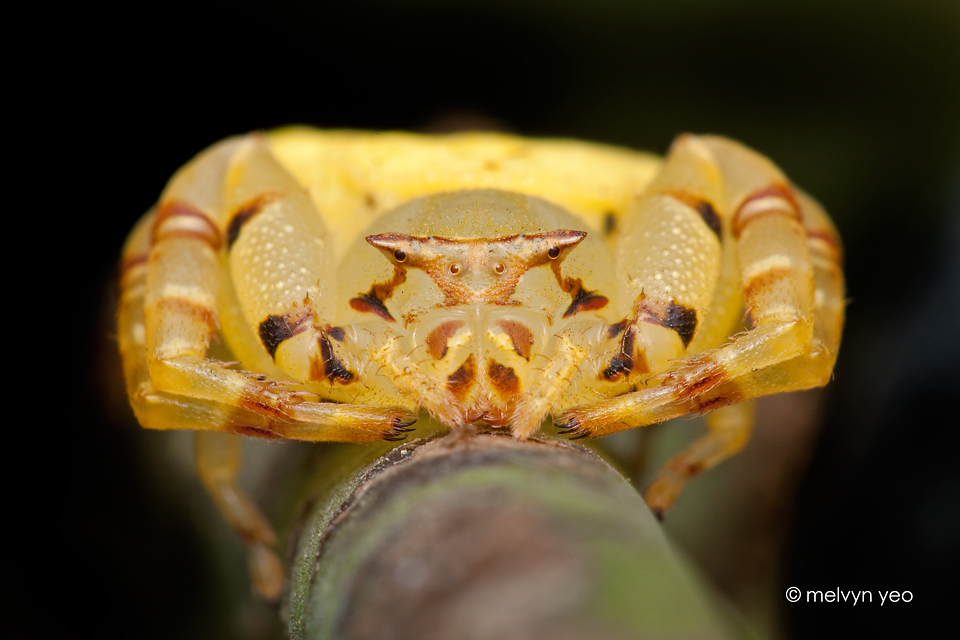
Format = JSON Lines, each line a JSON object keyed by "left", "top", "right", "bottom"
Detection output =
{"left": 33, "top": 0, "right": 959, "bottom": 638}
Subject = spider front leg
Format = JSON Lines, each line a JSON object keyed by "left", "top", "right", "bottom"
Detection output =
{"left": 556, "top": 135, "right": 843, "bottom": 512}
{"left": 118, "top": 136, "right": 416, "bottom": 596}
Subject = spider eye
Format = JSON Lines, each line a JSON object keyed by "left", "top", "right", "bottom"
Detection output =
{"left": 547, "top": 246, "right": 561, "bottom": 259}
{"left": 493, "top": 262, "right": 506, "bottom": 275}
{"left": 449, "top": 263, "right": 461, "bottom": 275}
{"left": 393, "top": 249, "right": 406, "bottom": 262}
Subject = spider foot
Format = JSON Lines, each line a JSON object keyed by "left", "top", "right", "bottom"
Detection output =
{"left": 383, "top": 415, "right": 418, "bottom": 441}
{"left": 554, "top": 416, "right": 592, "bottom": 440}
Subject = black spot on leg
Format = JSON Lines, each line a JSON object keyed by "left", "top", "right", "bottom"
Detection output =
{"left": 226, "top": 193, "right": 278, "bottom": 249}
{"left": 666, "top": 190, "right": 722, "bottom": 240}
{"left": 258, "top": 306, "right": 315, "bottom": 358}
{"left": 603, "top": 211, "right": 617, "bottom": 235}
{"left": 661, "top": 302, "right": 698, "bottom": 347}
{"left": 637, "top": 296, "right": 699, "bottom": 347}
{"left": 691, "top": 200, "right": 722, "bottom": 239}
{"left": 317, "top": 331, "right": 355, "bottom": 383}
{"left": 607, "top": 320, "right": 628, "bottom": 340}
{"left": 603, "top": 324, "right": 648, "bottom": 380}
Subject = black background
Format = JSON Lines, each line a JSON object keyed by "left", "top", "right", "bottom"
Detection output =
{"left": 29, "top": 1, "right": 959, "bottom": 638}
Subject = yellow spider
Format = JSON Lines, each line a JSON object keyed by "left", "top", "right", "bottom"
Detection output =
{"left": 118, "top": 128, "right": 844, "bottom": 599}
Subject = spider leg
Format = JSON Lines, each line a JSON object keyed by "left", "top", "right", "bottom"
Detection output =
{"left": 644, "top": 400, "right": 754, "bottom": 518}
{"left": 193, "top": 432, "right": 283, "bottom": 599}
{"left": 117, "top": 137, "right": 415, "bottom": 598}
{"left": 555, "top": 136, "right": 844, "bottom": 511}
{"left": 119, "top": 136, "right": 415, "bottom": 442}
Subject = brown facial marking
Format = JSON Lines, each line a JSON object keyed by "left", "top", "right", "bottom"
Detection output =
{"left": 349, "top": 294, "right": 394, "bottom": 322}
{"left": 258, "top": 305, "right": 316, "bottom": 359}
{"left": 637, "top": 296, "right": 698, "bottom": 347}
{"left": 446, "top": 354, "right": 476, "bottom": 402}
{"left": 487, "top": 360, "right": 520, "bottom": 396}
{"left": 152, "top": 200, "right": 222, "bottom": 250}
{"left": 367, "top": 230, "right": 585, "bottom": 306}
{"left": 426, "top": 320, "right": 465, "bottom": 360}
{"left": 317, "top": 331, "right": 355, "bottom": 383}
{"left": 349, "top": 267, "right": 407, "bottom": 322}
{"left": 732, "top": 183, "right": 802, "bottom": 238}
{"left": 326, "top": 326, "right": 346, "bottom": 342}
{"left": 562, "top": 283, "right": 609, "bottom": 318}
{"left": 667, "top": 190, "right": 722, "bottom": 239}
{"left": 225, "top": 192, "right": 279, "bottom": 249}
{"left": 496, "top": 319, "right": 534, "bottom": 360}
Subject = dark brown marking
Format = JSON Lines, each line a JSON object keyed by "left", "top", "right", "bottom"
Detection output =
{"left": 117, "top": 254, "right": 148, "bottom": 291}
{"left": 602, "top": 324, "right": 648, "bottom": 380}
{"left": 426, "top": 320, "right": 465, "bottom": 360}
{"left": 317, "top": 331, "right": 355, "bottom": 383}
{"left": 368, "top": 230, "right": 585, "bottom": 306}
{"left": 561, "top": 282, "right": 609, "bottom": 318}
{"left": 693, "top": 390, "right": 743, "bottom": 413}
{"left": 326, "top": 326, "right": 346, "bottom": 342}
{"left": 732, "top": 183, "right": 802, "bottom": 238}
{"left": 258, "top": 305, "right": 315, "bottom": 359}
{"left": 349, "top": 294, "right": 394, "bottom": 322}
{"left": 496, "top": 319, "right": 534, "bottom": 360}
{"left": 158, "top": 296, "right": 218, "bottom": 334}
{"left": 667, "top": 190, "right": 722, "bottom": 239}
{"left": 806, "top": 229, "right": 843, "bottom": 263}
{"left": 119, "top": 253, "right": 148, "bottom": 276}
{"left": 226, "top": 193, "right": 279, "bottom": 249}
{"left": 349, "top": 267, "right": 407, "bottom": 322}
{"left": 227, "top": 424, "right": 281, "bottom": 440}
{"left": 637, "top": 296, "right": 698, "bottom": 347}
{"left": 603, "top": 211, "right": 617, "bottom": 236}
{"left": 681, "top": 461, "right": 705, "bottom": 478}
{"left": 238, "top": 383, "right": 288, "bottom": 421}
{"left": 693, "top": 201, "right": 722, "bottom": 238}
{"left": 446, "top": 354, "right": 476, "bottom": 401}
{"left": 152, "top": 200, "right": 222, "bottom": 250}
{"left": 674, "top": 359, "right": 729, "bottom": 400}
{"left": 607, "top": 320, "right": 628, "bottom": 340}
{"left": 744, "top": 266, "right": 793, "bottom": 302}
{"left": 488, "top": 360, "right": 520, "bottom": 396}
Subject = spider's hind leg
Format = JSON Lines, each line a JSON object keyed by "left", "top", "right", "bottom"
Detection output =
{"left": 194, "top": 432, "right": 283, "bottom": 600}
{"left": 643, "top": 400, "right": 754, "bottom": 517}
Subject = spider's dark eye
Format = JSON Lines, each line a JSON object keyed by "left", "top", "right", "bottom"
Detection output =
{"left": 493, "top": 262, "right": 506, "bottom": 275}
{"left": 394, "top": 249, "right": 406, "bottom": 262}
{"left": 449, "top": 263, "right": 461, "bottom": 275}
{"left": 547, "top": 246, "right": 561, "bottom": 259}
